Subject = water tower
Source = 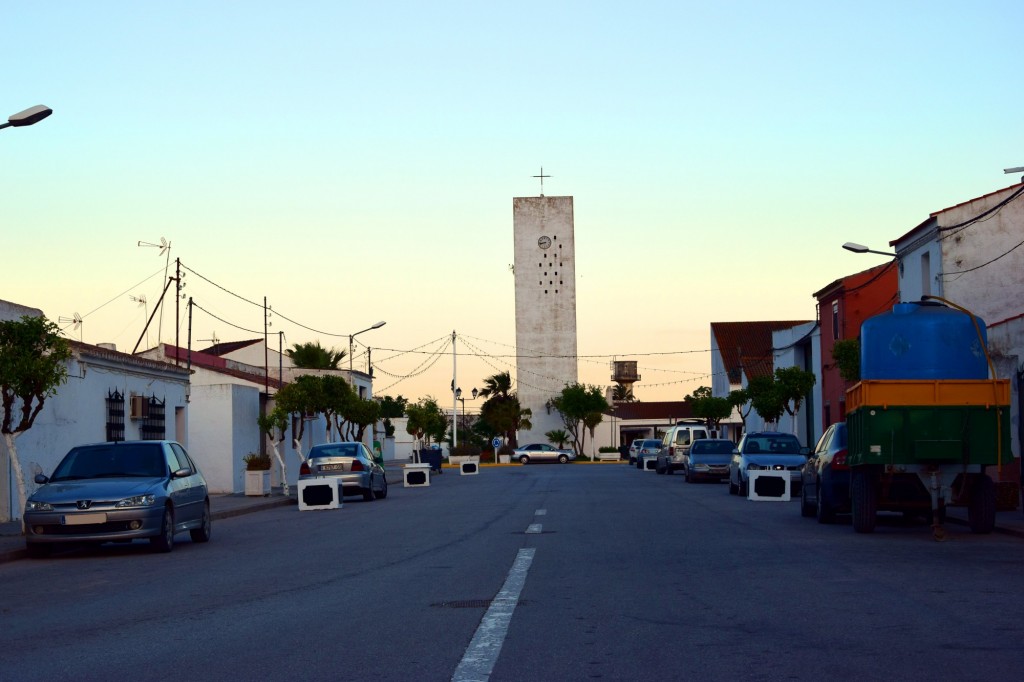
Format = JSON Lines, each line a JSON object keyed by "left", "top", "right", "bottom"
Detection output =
{"left": 611, "top": 360, "right": 640, "bottom": 401}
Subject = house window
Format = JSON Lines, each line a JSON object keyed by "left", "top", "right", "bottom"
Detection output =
{"left": 140, "top": 397, "right": 166, "bottom": 440}
{"left": 824, "top": 401, "right": 831, "bottom": 427}
{"left": 106, "top": 389, "right": 125, "bottom": 442}
{"left": 832, "top": 301, "right": 839, "bottom": 340}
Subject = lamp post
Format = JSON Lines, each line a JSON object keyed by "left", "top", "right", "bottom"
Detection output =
{"left": 349, "top": 321, "right": 386, "bottom": 373}
{"left": 455, "top": 387, "right": 479, "bottom": 435}
{"left": 842, "top": 242, "right": 897, "bottom": 258}
{"left": 1, "top": 105, "right": 52, "bottom": 131}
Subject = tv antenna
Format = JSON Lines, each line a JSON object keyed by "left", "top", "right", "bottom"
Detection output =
{"left": 199, "top": 332, "right": 220, "bottom": 347}
{"left": 138, "top": 236, "right": 172, "bottom": 342}
{"left": 58, "top": 313, "right": 83, "bottom": 341}
{"left": 130, "top": 294, "right": 149, "bottom": 347}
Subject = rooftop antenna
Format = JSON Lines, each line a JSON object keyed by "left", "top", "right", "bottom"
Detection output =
{"left": 137, "top": 236, "right": 172, "bottom": 342}
{"left": 58, "top": 313, "right": 83, "bottom": 342}
{"left": 199, "top": 331, "right": 220, "bottom": 348}
{"left": 129, "top": 294, "right": 149, "bottom": 348}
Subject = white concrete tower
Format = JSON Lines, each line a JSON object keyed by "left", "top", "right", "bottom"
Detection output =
{"left": 512, "top": 194, "right": 578, "bottom": 445}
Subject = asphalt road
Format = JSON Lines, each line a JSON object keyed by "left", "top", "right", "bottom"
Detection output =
{"left": 1, "top": 465, "right": 1023, "bottom": 681}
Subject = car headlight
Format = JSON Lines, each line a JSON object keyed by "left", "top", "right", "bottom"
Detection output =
{"left": 115, "top": 494, "right": 156, "bottom": 508}
{"left": 25, "top": 500, "right": 53, "bottom": 512}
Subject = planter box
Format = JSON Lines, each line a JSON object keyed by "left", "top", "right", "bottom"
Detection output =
{"left": 245, "top": 470, "right": 271, "bottom": 496}
{"left": 498, "top": 455, "right": 511, "bottom": 464}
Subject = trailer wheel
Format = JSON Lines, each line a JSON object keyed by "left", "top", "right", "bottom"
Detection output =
{"left": 852, "top": 470, "right": 877, "bottom": 534}
{"left": 968, "top": 474, "right": 996, "bottom": 534}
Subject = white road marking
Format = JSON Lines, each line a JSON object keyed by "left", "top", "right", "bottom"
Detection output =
{"left": 452, "top": 548, "right": 536, "bottom": 682}
{"left": 534, "top": 509, "right": 546, "bottom": 516}
{"left": 525, "top": 523, "right": 543, "bottom": 534}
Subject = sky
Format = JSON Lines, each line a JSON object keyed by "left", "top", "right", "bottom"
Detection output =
{"left": 3, "top": 1, "right": 1023, "bottom": 406}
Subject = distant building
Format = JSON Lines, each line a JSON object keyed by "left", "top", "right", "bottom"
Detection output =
{"left": 512, "top": 195, "right": 579, "bottom": 444}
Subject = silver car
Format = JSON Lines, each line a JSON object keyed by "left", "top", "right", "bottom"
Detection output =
{"left": 728, "top": 432, "right": 809, "bottom": 497}
{"left": 24, "top": 440, "right": 211, "bottom": 558}
{"left": 299, "top": 442, "right": 388, "bottom": 500}
{"left": 513, "top": 443, "right": 575, "bottom": 464}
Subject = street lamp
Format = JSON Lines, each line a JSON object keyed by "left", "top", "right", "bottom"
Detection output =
{"left": 1, "top": 105, "right": 52, "bottom": 131}
{"left": 842, "top": 242, "right": 897, "bottom": 258}
{"left": 349, "top": 321, "right": 386, "bottom": 373}
{"left": 455, "top": 387, "right": 479, "bottom": 431}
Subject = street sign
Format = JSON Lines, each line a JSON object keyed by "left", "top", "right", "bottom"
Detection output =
{"left": 492, "top": 437, "right": 502, "bottom": 449}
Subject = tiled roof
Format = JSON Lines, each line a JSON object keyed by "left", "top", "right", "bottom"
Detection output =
{"left": 199, "top": 338, "right": 264, "bottom": 356}
{"left": 159, "top": 343, "right": 284, "bottom": 390}
{"left": 605, "top": 401, "right": 695, "bottom": 420}
{"left": 889, "top": 182, "right": 1023, "bottom": 246}
{"left": 812, "top": 262, "right": 894, "bottom": 300}
{"left": 70, "top": 341, "right": 190, "bottom": 376}
{"left": 711, "top": 320, "right": 811, "bottom": 384}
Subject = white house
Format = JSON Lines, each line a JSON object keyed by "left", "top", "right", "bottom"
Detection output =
{"left": 890, "top": 181, "right": 1024, "bottom": 481}
{"left": 1, "top": 301, "right": 190, "bottom": 521}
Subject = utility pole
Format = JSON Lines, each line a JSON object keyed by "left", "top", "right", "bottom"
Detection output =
{"left": 452, "top": 330, "right": 457, "bottom": 451}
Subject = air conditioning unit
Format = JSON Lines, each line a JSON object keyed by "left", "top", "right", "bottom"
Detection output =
{"left": 129, "top": 395, "right": 149, "bottom": 420}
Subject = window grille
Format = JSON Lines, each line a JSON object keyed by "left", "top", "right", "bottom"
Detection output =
{"left": 140, "top": 396, "right": 166, "bottom": 440}
{"left": 106, "top": 389, "right": 125, "bottom": 442}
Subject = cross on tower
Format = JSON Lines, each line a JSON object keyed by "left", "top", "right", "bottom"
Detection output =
{"left": 533, "top": 167, "right": 551, "bottom": 196}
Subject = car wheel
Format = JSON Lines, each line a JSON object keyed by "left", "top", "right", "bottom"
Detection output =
{"left": 519, "top": 455, "right": 530, "bottom": 465}
{"left": 635, "top": 459, "right": 643, "bottom": 470}
{"left": 190, "top": 501, "right": 212, "bottom": 543}
{"left": 851, "top": 470, "right": 877, "bottom": 534}
{"left": 26, "top": 543, "right": 51, "bottom": 559}
{"left": 968, "top": 474, "right": 995, "bottom": 534}
{"left": 377, "top": 476, "right": 388, "bottom": 499}
{"left": 665, "top": 464, "right": 674, "bottom": 475}
{"left": 558, "top": 454, "right": 569, "bottom": 464}
{"left": 362, "top": 480, "right": 377, "bottom": 501}
{"left": 800, "top": 479, "right": 815, "bottom": 518}
{"left": 740, "top": 477, "right": 748, "bottom": 497}
{"left": 685, "top": 469, "right": 694, "bottom": 484}
{"left": 150, "top": 507, "right": 175, "bottom": 553}
{"left": 728, "top": 475, "right": 738, "bottom": 495}
{"left": 816, "top": 478, "right": 836, "bottom": 524}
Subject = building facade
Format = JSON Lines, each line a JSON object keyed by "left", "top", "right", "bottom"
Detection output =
{"left": 512, "top": 195, "right": 579, "bottom": 444}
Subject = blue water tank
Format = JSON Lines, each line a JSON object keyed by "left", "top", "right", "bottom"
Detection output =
{"left": 860, "top": 302, "right": 989, "bottom": 380}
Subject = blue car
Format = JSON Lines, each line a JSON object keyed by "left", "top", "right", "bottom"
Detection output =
{"left": 799, "top": 422, "right": 849, "bottom": 523}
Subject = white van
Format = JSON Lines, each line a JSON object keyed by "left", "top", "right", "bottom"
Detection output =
{"left": 656, "top": 423, "right": 710, "bottom": 474}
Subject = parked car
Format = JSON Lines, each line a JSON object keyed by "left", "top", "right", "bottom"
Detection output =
{"left": 634, "top": 439, "right": 664, "bottom": 469}
{"left": 299, "top": 442, "right": 388, "bottom": 501}
{"left": 513, "top": 443, "right": 575, "bottom": 464}
{"left": 657, "top": 423, "right": 710, "bottom": 474}
{"left": 682, "top": 439, "right": 734, "bottom": 483}
{"left": 628, "top": 439, "right": 645, "bottom": 465}
{"left": 728, "top": 432, "right": 809, "bottom": 497}
{"left": 23, "top": 440, "right": 211, "bottom": 557}
{"left": 799, "top": 422, "right": 850, "bottom": 523}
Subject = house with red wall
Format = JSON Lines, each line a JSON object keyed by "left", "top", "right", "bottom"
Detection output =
{"left": 812, "top": 262, "right": 898, "bottom": 428}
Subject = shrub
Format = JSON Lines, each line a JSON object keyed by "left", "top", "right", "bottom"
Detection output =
{"left": 243, "top": 452, "right": 272, "bottom": 471}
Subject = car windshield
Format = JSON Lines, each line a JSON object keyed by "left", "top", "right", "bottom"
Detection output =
{"left": 641, "top": 440, "right": 661, "bottom": 447}
{"left": 312, "top": 444, "right": 360, "bottom": 458}
{"left": 743, "top": 435, "right": 802, "bottom": 455}
{"left": 50, "top": 443, "right": 166, "bottom": 481}
{"left": 692, "top": 440, "right": 734, "bottom": 454}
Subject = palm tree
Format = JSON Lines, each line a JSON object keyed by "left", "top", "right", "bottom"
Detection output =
{"left": 478, "top": 371, "right": 513, "bottom": 399}
{"left": 285, "top": 341, "right": 346, "bottom": 369}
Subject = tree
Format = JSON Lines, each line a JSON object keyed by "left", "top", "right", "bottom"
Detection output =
{"left": 285, "top": 341, "right": 346, "bottom": 369}
{"left": 405, "top": 397, "right": 448, "bottom": 456}
{"left": 477, "top": 371, "right": 531, "bottom": 447}
{"left": 550, "top": 383, "right": 609, "bottom": 458}
{"left": 376, "top": 394, "right": 408, "bottom": 438}
{"left": 320, "top": 375, "right": 353, "bottom": 442}
{"left": 545, "top": 429, "right": 570, "bottom": 448}
{"left": 747, "top": 375, "right": 786, "bottom": 427}
{"left": 728, "top": 388, "right": 753, "bottom": 433}
{"left": 612, "top": 384, "right": 634, "bottom": 402}
{"left": 684, "top": 386, "right": 734, "bottom": 433}
{"left": 257, "top": 406, "right": 290, "bottom": 495}
{"left": 774, "top": 366, "right": 817, "bottom": 433}
{"left": 273, "top": 375, "right": 323, "bottom": 459}
{"left": 832, "top": 339, "right": 860, "bottom": 383}
{"left": 341, "top": 395, "right": 381, "bottom": 442}
{"left": 0, "top": 316, "right": 72, "bottom": 521}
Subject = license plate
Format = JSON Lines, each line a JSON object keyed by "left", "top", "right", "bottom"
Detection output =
{"left": 319, "top": 464, "right": 344, "bottom": 471}
{"left": 63, "top": 512, "right": 106, "bottom": 525}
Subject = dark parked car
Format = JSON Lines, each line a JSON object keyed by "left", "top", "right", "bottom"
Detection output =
{"left": 682, "top": 439, "right": 734, "bottom": 483}
{"left": 23, "top": 440, "right": 211, "bottom": 557}
{"left": 800, "top": 422, "right": 850, "bottom": 523}
{"left": 299, "top": 442, "right": 388, "bottom": 500}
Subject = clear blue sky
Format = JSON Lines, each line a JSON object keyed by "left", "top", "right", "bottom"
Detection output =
{"left": 4, "top": 1, "right": 1022, "bottom": 403}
